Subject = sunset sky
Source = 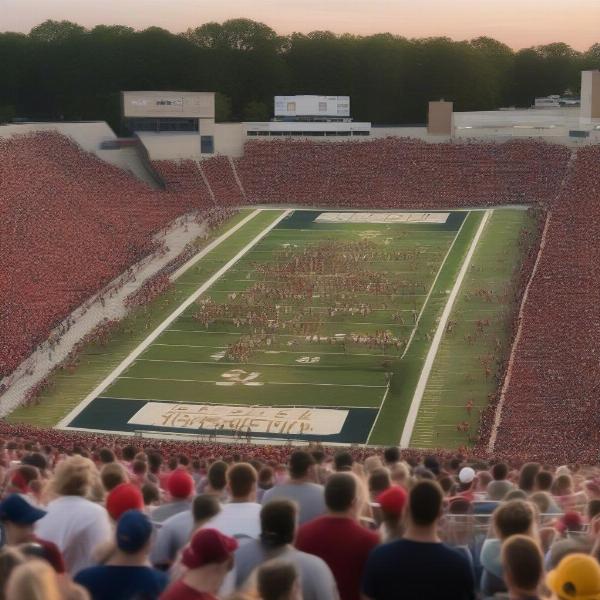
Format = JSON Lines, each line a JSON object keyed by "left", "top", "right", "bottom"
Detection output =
{"left": 2, "top": 0, "right": 599, "bottom": 51}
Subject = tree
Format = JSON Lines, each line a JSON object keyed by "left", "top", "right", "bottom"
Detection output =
{"left": 242, "top": 100, "right": 270, "bottom": 121}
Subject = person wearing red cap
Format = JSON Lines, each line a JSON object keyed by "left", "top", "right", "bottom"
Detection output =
{"left": 377, "top": 485, "right": 407, "bottom": 542}
{"left": 106, "top": 483, "right": 144, "bottom": 521}
{"left": 160, "top": 528, "right": 238, "bottom": 600}
{"left": 152, "top": 469, "right": 195, "bottom": 524}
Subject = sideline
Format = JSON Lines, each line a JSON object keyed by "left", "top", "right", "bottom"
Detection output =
{"left": 399, "top": 210, "right": 492, "bottom": 448}
{"left": 487, "top": 210, "right": 552, "bottom": 452}
{"left": 58, "top": 208, "right": 290, "bottom": 428}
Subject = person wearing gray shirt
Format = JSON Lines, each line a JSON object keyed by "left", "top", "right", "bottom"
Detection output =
{"left": 151, "top": 495, "right": 220, "bottom": 568}
{"left": 234, "top": 499, "right": 339, "bottom": 600}
{"left": 261, "top": 451, "right": 326, "bottom": 525}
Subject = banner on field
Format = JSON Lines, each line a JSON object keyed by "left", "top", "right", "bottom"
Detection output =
{"left": 315, "top": 212, "right": 450, "bottom": 224}
{"left": 128, "top": 402, "right": 349, "bottom": 436}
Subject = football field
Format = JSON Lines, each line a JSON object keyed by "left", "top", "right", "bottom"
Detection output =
{"left": 10, "top": 207, "right": 534, "bottom": 446}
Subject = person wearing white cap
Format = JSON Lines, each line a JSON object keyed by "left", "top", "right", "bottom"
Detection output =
{"left": 459, "top": 467, "right": 475, "bottom": 485}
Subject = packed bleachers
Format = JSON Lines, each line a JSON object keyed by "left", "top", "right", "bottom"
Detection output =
{"left": 0, "top": 132, "right": 201, "bottom": 377}
{"left": 486, "top": 146, "right": 600, "bottom": 464}
{"left": 0, "top": 429, "right": 598, "bottom": 600}
{"left": 152, "top": 159, "right": 214, "bottom": 208}
{"left": 235, "top": 138, "right": 571, "bottom": 208}
{"left": 200, "top": 156, "right": 245, "bottom": 206}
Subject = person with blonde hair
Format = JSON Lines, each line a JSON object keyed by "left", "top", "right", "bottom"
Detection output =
{"left": 0, "top": 547, "right": 26, "bottom": 600}
{"left": 501, "top": 535, "right": 545, "bottom": 600}
{"left": 36, "top": 456, "right": 112, "bottom": 574}
{"left": 5, "top": 559, "right": 62, "bottom": 600}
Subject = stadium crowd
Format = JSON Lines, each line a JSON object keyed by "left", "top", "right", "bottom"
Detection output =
{"left": 0, "top": 434, "right": 599, "bottom": 600}
{"left": 485, "top": 145, "right": 600, "bottom": 463}
{"left": 0, "top": 132, "right": 205, "bottom": 378}
{"left": 235, "top": 138, "right": 571, "bottom": 209}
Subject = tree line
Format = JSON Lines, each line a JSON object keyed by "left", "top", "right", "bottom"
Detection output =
{"left": 1, "top": 18, "right": 599, "bottom": 131}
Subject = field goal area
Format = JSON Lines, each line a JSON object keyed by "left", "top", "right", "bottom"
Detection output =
{"left": 50, "top": 207, "right": 529, "bottom": 446}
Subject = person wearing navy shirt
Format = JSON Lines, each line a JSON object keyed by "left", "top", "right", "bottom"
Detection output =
{"left": 362, "top": 480, "right": 475, "bottom": 600}
{"left": 75, "top": 510, "right": 168, "bottom": 600}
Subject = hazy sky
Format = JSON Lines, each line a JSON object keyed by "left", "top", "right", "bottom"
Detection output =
{"left": 2, "top": 0, "right": 599, "bottom": 50}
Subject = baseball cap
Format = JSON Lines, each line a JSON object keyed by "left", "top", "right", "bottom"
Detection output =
{"left": 546, "top": 553, "right": 600, "bottom": 600}
{"left": 459, "top": 467, "right": 476, "bottom": 484}
{"left": 377, "top": 485, "right": 408, "bottom": 517}
{"left": 106, "top": 483, "right": 144, "bottom": 520}
{"left": 116, "top": 510, "right": 153, "bottom": 553}
{"left": 182, "top": 528, "right": 238, "bottom": 569}
{"left": 0, "top": 494, "right": 46, "bottom": 525}
{"left": 556, "top": 511, "right": 584, "bottom": 534}
{"left": 167, "top": 469, "right": 194, "bottom": 499}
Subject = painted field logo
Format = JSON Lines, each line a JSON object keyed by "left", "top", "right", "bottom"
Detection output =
{"left": 295, "top": 356, "right": 320, "bottom": 364}
{"left": 216, "top": 369, "right": 263, "bottom": 386}
{"left": 127, "top": 402, "right": 349, "bottom": 436}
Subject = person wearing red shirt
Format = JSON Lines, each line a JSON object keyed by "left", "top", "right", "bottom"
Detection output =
{"left": 160, "top": 528, "right": 238, "bottom": 600}
{"left": 295, "top": 473, "right": 379, "bottom": 600}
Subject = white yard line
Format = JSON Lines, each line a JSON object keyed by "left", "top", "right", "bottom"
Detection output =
{"left": 116, "top": 376, "right": 385, "bottom": 389}
{"left": 366, "top": 381, "right": 391, "bottom": 444}
{"left": 399, "top": 210, "right": 492, "bottom": 448}
{"left": 57, "top": 208, "right": 291, "bottom": 428}
{"left": 135, "top": 358, "right": 380, "bottom": 369}
{"left": 400, "top": 215, "right": 468, "bottom": 360}
{"left": 487, "top": 210, "right": 552, "bottom": 453}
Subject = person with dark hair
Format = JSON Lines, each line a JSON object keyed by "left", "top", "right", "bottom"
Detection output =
{"left": 501, "top": 535, "right": 544, "bottom": 600}
{"left": 256, "top": 466, "right": 275, "bottom": 502}
{"left": 296, "top": 473, "right": 378, "bottom": 600}
{"left": 256, "top": 560, "right": 302, "bottom": 600}
{"left": 362, "top": 480, "right": 474, "bottom": 600}
{"left": 75, "top": 510, "right": 168, "bottom": 600}
{"left": 121, "top": 445, "right": 138, "bottom": 467}
{"left": 423, "top": 456, "right": 440, "bottom": 477}
{"left": 535, "top": 470, "right": 554, "bottom": 492}
{"left": 487, "top": 463, "right": 514, "bottom": 501}
{"left": 98, "top": 448, "right": 115, "bottom": 465}
{"left": 262, "top": 451, "right": 326, "bottom": 524}
{"left": 334, "top": 451, "right": 354, "bottom": 472}
{"left": 197, "top": 461, "right": 228, "bottom": 500}
{"left": 518, "top": 463, "right": 541, "bottom": 493}
{"left": 151, "top": 494, "right": 221, "bottom": 570}
{"left": 480, "top": 500, "right": 536, "bottom": 596}
{"left": 203, "top": 463, "right": 261, "bottom": 541}
{"left": 368, "top": 468, "right": 391, "bottom": 502}
{"left": 383, "top": 447, "right": 400, "bottom": 467}
{"left": 232, "top": 500, "right": 338, "bottom": 599}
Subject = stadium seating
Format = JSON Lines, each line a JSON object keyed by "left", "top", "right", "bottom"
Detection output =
{"left": 0, "top": 132, "right": 199, "bottom": 377}
{"left": 234, "top": 138, "right": 571, "bottom": 208}
{"left": 200, "top": 156, "right": 246, "bottom": 206}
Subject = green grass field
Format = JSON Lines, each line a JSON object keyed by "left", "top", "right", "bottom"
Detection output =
{"left": 9, "top": 207, "right": 534, "bottom": 447}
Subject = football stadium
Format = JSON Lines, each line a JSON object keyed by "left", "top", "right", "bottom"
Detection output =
{"left": 1, "top": 15, "right": 600, "bottom": 600}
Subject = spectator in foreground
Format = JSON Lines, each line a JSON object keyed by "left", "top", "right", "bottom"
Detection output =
{"left": 256, "top": 560, "right": 302, "bottom": 600}
{"left": 75, "top": 510, "right": 167, "bottom": 600}
{"left": 487, "top": 463, "right": 513, "bottom": 501}
{"left": 546, "top": 553, "right": 600, "bottom": 600}
{"left": 160, "top": 529, "right": 238, "bottom": 600}
{"left": 0, "top": 494, "right": 65, "bottom": 573}
{"left": 234, "top": 499, "right": 338, "bottom": 599}
{"left": 151, "top": 494, "right": 221, "bottom": 570}
{"left": 152, "top": 469, "right": 195, "bottom": 524}
{"left": 480, "top": 499, "right": 537, "bottom": 597}
{"left": 203, "top": 463, "right": 261, "bottom": 541}
{"left": 376, "top": 485, "right": 407, "bottom": 542}
{"left": 362, "top": 480, "right": 474, "bottom": 600}
{"left": 501, "top": 535, "right": 545, "bottom": 600}
{"left": 261, "top": 451, "right": 326, "bottom": 524}
{"left": 36, "top": 456, "right": 112, "bottom": 574}
{"left": 296, "top": 473, "right": 379, "bottom": 600}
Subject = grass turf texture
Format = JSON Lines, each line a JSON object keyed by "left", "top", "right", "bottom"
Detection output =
{"left": 8, "top": 208, "right": 532, "bottom": 447}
